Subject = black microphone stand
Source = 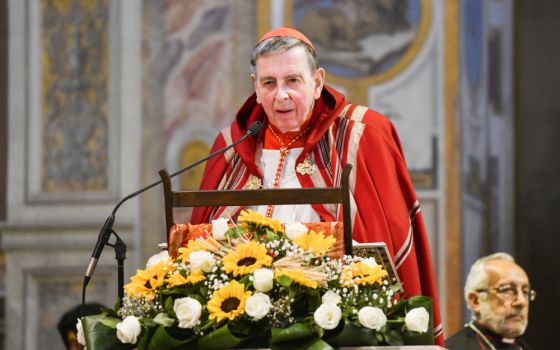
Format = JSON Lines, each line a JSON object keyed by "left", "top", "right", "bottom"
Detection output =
{"left": 81, "top": 121, "right": 262, "bottom": 315}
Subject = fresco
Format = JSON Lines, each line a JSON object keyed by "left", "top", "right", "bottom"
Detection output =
{"left": 292, "top": 0, "right": 426, "bottom": 80}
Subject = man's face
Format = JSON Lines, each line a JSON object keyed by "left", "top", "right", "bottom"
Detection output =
{"left": 252, "top": 46, "right": 324, "bottom": 133}
{"left": 470, "top": 260, "right": 530, "bottom": 338}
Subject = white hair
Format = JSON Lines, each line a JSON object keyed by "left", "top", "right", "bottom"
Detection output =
{"left": 464, "top": 252, "right": 515, "bottom": 306}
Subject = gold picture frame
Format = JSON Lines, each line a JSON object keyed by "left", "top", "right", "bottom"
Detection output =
{"left": 352, "top": 242, "right": 404, "bottom": 293}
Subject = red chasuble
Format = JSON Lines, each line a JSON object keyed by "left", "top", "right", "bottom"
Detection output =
{"left": 190, "top": 85, "right": 444, "bottom": 344}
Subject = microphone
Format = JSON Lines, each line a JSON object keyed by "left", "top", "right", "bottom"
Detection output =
{"left": 83, "top": 120, "right": 263, "bottom": 287}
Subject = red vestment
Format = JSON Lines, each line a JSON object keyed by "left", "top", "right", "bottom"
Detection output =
{"left": 190, "top": 85, "right": 443, "bottom": 344}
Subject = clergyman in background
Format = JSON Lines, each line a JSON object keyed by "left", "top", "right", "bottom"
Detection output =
{"left": 445, "top": 252, "right": 534, "bottom": 349}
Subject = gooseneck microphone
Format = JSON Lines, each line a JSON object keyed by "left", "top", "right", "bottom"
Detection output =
{"left": 83, "top": 120, "right": 262, "bottom": 288}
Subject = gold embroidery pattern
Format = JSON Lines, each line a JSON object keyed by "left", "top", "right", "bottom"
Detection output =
{"left": 296, "top": 157, "right": 317, "bottom": 176}
{"left": 243, "top": 175, "right": 262, "bottom": 190}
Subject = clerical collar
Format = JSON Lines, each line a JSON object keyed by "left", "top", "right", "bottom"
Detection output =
{"left": 468, "top": 321, "right": 522, "bottom": 349}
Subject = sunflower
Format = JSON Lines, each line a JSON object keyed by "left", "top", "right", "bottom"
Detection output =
{"left": 237, "top": 209, "right": 285, "bottom": 234}
{"left": 207, "top": 281, "right": 251, "bottom": 322}
{"left": 274, "top": 268, "right": 319, "bottom": 289}
{"left": 222, "top": 241, "right": 273, "bottom": 276}
{"left": 177, "top": 239, "right": 208, "bottom": 263}
{"left": 124, "top": 260, "right": 171, "bottom": 299}
{"left": 293, "top": 230, "right": 336, "bottom": 255}
{"left": 166, "top": 269, "right": 206, "bottom": 287}
{"left": 340, "top": 262, "right": 388, "bottom": 287}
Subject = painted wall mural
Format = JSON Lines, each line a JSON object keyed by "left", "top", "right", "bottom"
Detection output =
{"left": 40, "top": 0, "right": 110, "bottom": 193}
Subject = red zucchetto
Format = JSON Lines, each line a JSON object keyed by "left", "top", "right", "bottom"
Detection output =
{"left": 256, "top": 27, "right": 315, "bottom": 49}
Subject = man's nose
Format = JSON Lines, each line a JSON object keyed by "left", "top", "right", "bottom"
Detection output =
{"left": 512, "top": 290, "right": 529, "bottom": 306}
{"left": 275, "top": 85, "right": 290, "bottom": 100}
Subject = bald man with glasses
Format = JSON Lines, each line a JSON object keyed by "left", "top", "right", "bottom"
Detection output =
{"left": 445, "top": 252, "right": 534, "bottom": 349}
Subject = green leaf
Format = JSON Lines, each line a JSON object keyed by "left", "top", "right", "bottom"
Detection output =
{"left": 136, "top": 327, "right": 157, "bottom": 350}
{"left": 238, "top": 275, "right": 252, "bottom": 287}
{"left": 270, "top": 322, "right": 315, "bottom": 344}
{"left": 306, "top": 289, "right": 322, "bottom": 313}
{"left": 266, "top": 230, "right": 279, "bottom": 241}
{"left": 271, "top": 337, "right": 334, "bottom": 350}
{"left": 147, "top": 326, "right": 195, "bottom": 350}
{"left": 324, "top": 319, "right": 377, "bottom": 347}
{"left": 164, "top": 296, "right": 175, "bottom": 317}
{"left": 384, "top": 329, "right": 405, "bottom": 346}
{"left": 153, "top": 313, "right": 175, "bottom": 327}
{"left": 197, "top": 324, "right": 247, "bottom": 350}
{"left": 82, "top": 315, "right": 133, "bottom": 350}
{"left": 276, "top": 275, "right": 294, "bottom": 287}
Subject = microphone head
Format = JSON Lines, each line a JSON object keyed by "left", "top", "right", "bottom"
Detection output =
{"left": 247, "top": 121, "right": 263, "bottom": 136}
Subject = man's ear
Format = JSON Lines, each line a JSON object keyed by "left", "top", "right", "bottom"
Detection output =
{"left": 251, "top": 74, "right": 261, "bottom": 104}
{"left": 313, "top": 68, "right": 325, "bottom": 99}
{"left": 467, "top": 291, "right": 482, "bottom": 314}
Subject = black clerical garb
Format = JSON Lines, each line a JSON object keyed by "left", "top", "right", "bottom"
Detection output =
{"left": 445, "top": 322, "right": 532, "bottom": 350}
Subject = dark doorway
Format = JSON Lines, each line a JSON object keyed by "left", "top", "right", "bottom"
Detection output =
{"left": 516, "top": 0, "right": 560, "bottom": 348}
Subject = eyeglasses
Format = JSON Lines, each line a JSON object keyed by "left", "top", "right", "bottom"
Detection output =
{"left": 477, "top": 284, "right": 536, "bottom": 302}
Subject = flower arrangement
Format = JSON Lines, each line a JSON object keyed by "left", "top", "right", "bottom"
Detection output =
{"left": 81, "top": 210, "right": 434, "bottom": 350}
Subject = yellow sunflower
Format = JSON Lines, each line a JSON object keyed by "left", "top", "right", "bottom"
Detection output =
{"left": 207, "top": 281, "right": 251, "bottom": 322}
{"left": 166, "top": 269, "right": 206, "bottom": 287}
{"left": 222, "top": 241, "right": 272, "bottom": 276}
{"left": 293, "top": 230, "right": 336, "bottom": 255}
{"left": 341, "top": 262, "right": 388, "bottom": 287}
{"left": 274, "top": 268, "right": 319, "bottom": 289}
{"left": 124, "top": 261, "right": 171, "bottom": 299}
{"left": 177, "top": 239, "right": 208, "bottom": 263}
{"left": 237, "top": 209, "right": 285, "bottom": 234}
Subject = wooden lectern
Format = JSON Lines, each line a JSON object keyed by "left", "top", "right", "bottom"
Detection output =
{"left": 159, "top": 164, "right": 354, "bottom": 255}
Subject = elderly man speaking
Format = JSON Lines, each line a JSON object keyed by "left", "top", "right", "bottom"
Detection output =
{"left": 445, "top": 252, "right": 534, "bottom": 349}
{"left": 191, "top": 27, "right": 443, "bottom": 345}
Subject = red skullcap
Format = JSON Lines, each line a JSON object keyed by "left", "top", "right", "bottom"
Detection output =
{"left": 257, "top": 27, "right": 315, "bottom": 49}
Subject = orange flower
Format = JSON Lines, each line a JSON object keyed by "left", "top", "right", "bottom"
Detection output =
{"left": 124, "top": 260, "right": 172, "bottom": 299}
{"left": 341, "top": 262, "right": 388, "bottom": 287}
{"left": 294, "top": 230, "right": 336, "bottom": 255}
{"left": 166, "top": 269, "right": 206, "bottom": 287}
{"left": 274, "top": 268, "right": 319, "bottom": 289}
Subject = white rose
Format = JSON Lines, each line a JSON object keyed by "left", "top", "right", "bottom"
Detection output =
{"left": 146, "top": 250, "right": 170, "bottom": 268}
{"left": 313, "top": 303, "right": 342, "bottom": 330}
{"left": 253, "top": 268, "right": 274, "bottom": 292}
{"left": 284, "top": 222, "right": 308, "bottom": 240}
{"left": 174, "top": 297, "right": 202, "bottom": 329}
{"left": 362, "top": 257, "right": 378, "bottom": 268}
{"left": 76, "top": 318, "right": 86, "bottom": 347}
{"left": 211, "top": 218, "right": 230, "bottom": 240}
{"left": 244, "top": 292, "right": 272, "bottom": 320}
{"left": 188, "top": 251, "right": 215, "bottom": 272}
{"left": 321, "top": 290, "right": 342, "bottom": 305}
{"left": 358, "top": 306, "right": 387, "bottom": 330}
{"left": 116, "top": 315, "right": 141, "bottom": 344}
{"left": 405, "top": 307, "right": 430, "bottom": 333}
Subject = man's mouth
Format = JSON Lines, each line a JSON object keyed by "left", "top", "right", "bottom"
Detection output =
{"left": 506, "top": 314, "right": 525, "bottom": 322}
{"left": 275, "top": 109, "right": 293, "bottom": 115}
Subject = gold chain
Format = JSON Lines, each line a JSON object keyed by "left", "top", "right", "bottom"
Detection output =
{"left": 265, "top": 124, "right": 310, "bottom": 217}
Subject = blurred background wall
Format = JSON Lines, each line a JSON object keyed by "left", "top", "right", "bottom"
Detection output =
{"left": 0, "top": 0, "right": 557, "bottom": 348}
